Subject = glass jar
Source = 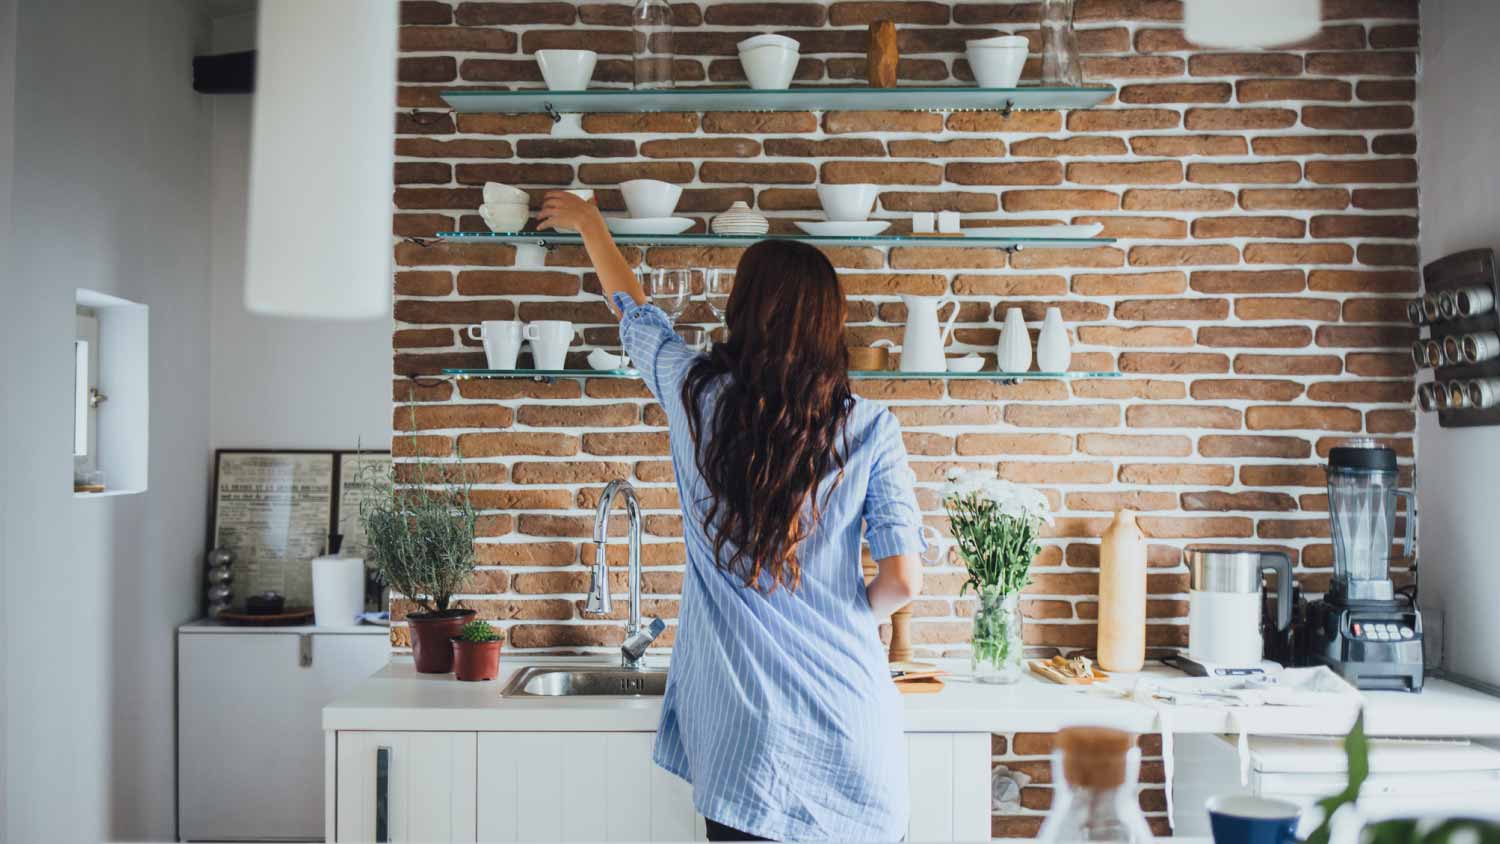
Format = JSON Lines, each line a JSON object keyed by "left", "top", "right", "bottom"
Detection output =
{"left": 1038, "top": 727, "right": 1155, "bottom": 844}
{"left": 632, "top": 0, "right": 675, "bottom": 89}
{"left": 971, "top": 587, "right": 1024, "bottom": 684}
{"left": 1039, "top": 0, "right": 1084, "bottom": 86}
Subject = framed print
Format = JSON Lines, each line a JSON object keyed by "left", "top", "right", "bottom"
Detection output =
{"left": 212, "top": 450, "right": 336, "bottom": 609}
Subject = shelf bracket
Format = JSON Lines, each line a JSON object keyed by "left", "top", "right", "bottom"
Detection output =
{"left": 407, "top": 108, "right": 447, "bottom": 126}
{"left": 1000, "top": 99, "right": 1015, "bottom": 118}
{"left": 543, "top": 102, "right": 563, "bottom": 123}
{"left": 530, "top": 375, "right": 558, "bottom": 385}
{"left": 401, "top": 236, "right": 437, "bottom": 248}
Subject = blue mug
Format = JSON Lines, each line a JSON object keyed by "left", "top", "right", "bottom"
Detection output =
{"left": 1207, "top": 795, "right": 1301, "bottom": 844}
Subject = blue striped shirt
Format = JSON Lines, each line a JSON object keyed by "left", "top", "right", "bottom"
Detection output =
{"left": 614, "top": 293, "right": 925, "bottom": 842}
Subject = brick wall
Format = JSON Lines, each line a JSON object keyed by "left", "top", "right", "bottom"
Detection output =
{"left": 390, "top": 0, "right": 1416, "bottom": 832}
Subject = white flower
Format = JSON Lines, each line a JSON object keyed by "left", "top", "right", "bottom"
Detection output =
{"left": 941, "top": 470, "right": 1051, "bottom": 523}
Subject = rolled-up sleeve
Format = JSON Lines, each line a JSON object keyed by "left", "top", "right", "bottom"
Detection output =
{"left": 613, "top": 292, "right": 685, "bottom": 402}
{"left": 862, "top": 411, "right": 927, "bottom": 560}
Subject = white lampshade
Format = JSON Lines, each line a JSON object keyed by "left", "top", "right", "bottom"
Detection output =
{"left": 245, "top": 0, "right": 396, "bottom": 319}
{"left": 1184, "top": 0, "right": 1322, "bottom": 49}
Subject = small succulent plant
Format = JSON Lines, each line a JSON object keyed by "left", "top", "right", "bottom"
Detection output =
{"left": 458, "top": 620, "right": 500, "bottom": 643}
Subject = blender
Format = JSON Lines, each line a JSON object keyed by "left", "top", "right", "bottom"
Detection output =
{"left": 1307, "top": 439, "right": 1425, "bottom": 691}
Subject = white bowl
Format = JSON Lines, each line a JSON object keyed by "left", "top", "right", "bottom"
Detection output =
{"left": 738, "top": 33, "right": 800, "bottom": 51}
{"left": 794, "top": 220, "right": 890, "bottom": 237}
{"left": 968, "top": 35, "right": 1030, "bottom": 49}
{"left": 966, "top": 41, "right": 1028, "bottom": 88}
{"left": 479, "top": 202, "right": 529, "bottom": 233}
{"left": 534, "top": 49, "right": 597, "bottom": 91}
{"left": 605, "top": 216, "right": 695, "bottom": 235}
{"left": 739, "top": 44, "right": 799, "bottom": 90}
{"left": 947, "top": 355, "right": 986, "bottom": 373}
{"left": 483, "top": 182, "right": 529, "bottom": 204}
{"left": 817, "top": 184, "right": 880, "bottom": 222}
{"left": 619, "top": 179, "right": 683, "bottom": 219}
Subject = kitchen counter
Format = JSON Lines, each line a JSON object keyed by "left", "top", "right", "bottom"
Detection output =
{"left": 323, "top": 656, "right": 1500, "bottom": 737}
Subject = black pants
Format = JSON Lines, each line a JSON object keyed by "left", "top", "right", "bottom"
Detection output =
{"left": 706, "top": 819, "right": 772, "bottom": 841}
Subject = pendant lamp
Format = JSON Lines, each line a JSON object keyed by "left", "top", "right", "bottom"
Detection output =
{"left": 244, "top": 0, "right": 396, "bottom": 319}
{"left": 1184, "top": 0, "right": 1322, "bottom": 49}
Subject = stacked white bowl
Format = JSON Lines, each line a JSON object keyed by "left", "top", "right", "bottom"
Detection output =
{"left": 966, "top": 35, "right": 1029, "bottom": 88}
{"left": 607, "top": 179, "right": 692, "bottom": 235}
{"left": 738, "top": 34, "right": 800, "bottom": 90}
{"left": 479, "top": 182, "right": 530, "bottom": 233}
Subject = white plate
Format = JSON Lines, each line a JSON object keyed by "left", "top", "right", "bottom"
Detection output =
{"left": 794, "top": 220, "right": 891, "bottom": 237}
{"left": 961, "top": 223, "right": 1106, "bottom": 240}
{"left": 605, "top": 217, "right": 695, "bottom": 235}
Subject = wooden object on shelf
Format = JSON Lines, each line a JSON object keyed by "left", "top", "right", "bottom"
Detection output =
{"left": 894, "top": 674, "right": 946, "bottom": 694}
{"left": 867, "top": 21, "right": 899, "bottom": 88}
{"left": 1028, "top": 655, "right": 1110, "bottom": 685}
{"left": 218, "top": 607, "right": 316, "bottom": 626}
{"left": 1097, "top": 510, "right": 1147, "bottom": 672}
{"left": 889, "top": 604, "right": 914, "bottom": 662}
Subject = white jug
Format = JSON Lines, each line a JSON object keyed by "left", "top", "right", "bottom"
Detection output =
{"left": 899, "top": 295, "right": 959, "bottom": 372}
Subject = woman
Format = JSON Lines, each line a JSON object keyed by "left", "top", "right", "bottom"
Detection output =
{"left": 539, "top": 193, "right": 926, "bottom": 842}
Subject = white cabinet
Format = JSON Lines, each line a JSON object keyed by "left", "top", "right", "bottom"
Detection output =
{"left": 177, "top": 622, "right": 389, "bottom": 841}
{"left": 477, "top": 732, "right": 701, "bottom": 842}
{"left": 907, "top": 733, "right": 993, "bottom": 843}
{"left": 335, "top": 731, "right": 477, "bottom": 843}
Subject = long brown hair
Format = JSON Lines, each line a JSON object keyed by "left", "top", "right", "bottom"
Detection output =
{"left": 681, "top": 240, "right": 854, "bottom": 593}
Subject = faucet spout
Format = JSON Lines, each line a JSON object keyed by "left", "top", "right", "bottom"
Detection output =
{"left": 582, "top": 479, "right": 664, "bottom": 669}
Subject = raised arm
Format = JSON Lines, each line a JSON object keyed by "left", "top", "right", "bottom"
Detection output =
{"left": 536, "top": 191, "right": 646, "bottom": 315}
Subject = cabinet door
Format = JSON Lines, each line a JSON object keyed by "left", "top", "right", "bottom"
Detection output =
{"left": 336, "top": 731, "right": 477, "bottom": 843}
{"left": 908, "top": 733, "right": 992, "bottom": 843}
{"left": 476, "top": 732, "right": 701, "bottom": 842}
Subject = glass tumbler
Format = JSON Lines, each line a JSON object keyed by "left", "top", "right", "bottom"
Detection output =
{"left": 1039, "top": 0, "right": 1084, "bottom": 86}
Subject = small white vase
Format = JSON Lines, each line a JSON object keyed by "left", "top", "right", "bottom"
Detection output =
{"left": 996, "top": 307, "right": 1032, "bottom": 373}
{"left": 1036, "top": 307, "right": 1072, "bottom": 373}
{"left": 711, "top": 201, "right": 769, "bottom": 235}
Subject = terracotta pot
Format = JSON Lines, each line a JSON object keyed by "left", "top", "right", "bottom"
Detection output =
{"left": 406, "top": 609, "right": 475, "bottom": 673}
{"left": 849, "top": 345, "right": 891, "bottom": 371}
{"left": 451, "top": 638, "right": 502, "bottom": 682}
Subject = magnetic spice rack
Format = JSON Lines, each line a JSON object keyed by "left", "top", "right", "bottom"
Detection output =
{"left": 1417, "top": 248, "right": 1500, "bottom": 428}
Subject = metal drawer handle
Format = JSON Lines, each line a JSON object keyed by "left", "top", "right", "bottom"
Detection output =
{"left": 376, "top": 745, "right": 390, "bottom": 843}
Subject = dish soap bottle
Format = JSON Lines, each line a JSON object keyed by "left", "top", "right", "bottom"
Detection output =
{"left": 1097, "top": 510, "right": 1147, "bottom": 672}
{"left": 1038, "top": 727, "right": 1155, "bottom": 844}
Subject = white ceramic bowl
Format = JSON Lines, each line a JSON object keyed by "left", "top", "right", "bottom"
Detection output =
{"left": 817, "top": 184, "right": 880, "bottom": 222}
{"left": 605, "top": 216, "right": 695, "bottom": 235}
{"left": 479, "top": 202, "right": 529, "bottom": 233}
{"left": 738, "top": 33, "right": 799, "bottom": 51}
{"left": 483, "top": 182, "right": 529, "bottom": 204}
{"left": 968, "top": 34, "right": 1030, "bottom": 49}
{"left": 534, "top": 49, "right": 597, "bottom": 91}
{"left": 966, "top": 38, "right": 1028, "bottom": 88}
{"left": 619, "top": 179, "right": 683, "bottom": 219}
{"left": 947, "top": 355, "right": 986, "bottom": 373}
{"left": 739, "top": 43, "right": 799, "bottom": 90}
{"left": 793, "top": 220, "right": 890, "bottom": 237}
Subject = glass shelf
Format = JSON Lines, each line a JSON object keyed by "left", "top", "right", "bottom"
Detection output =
{"left": 441, "top": 368, "right": 1120, "bottom": 383}
{"left": 440, "top": 85, "right": 1115, "bottom": 115}
{"left": 437, "top": 231, "right": 1113, "bottom": 251}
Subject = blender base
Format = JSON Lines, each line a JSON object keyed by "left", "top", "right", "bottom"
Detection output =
{"left": 1307, "top": 599, "right": 1424, "bottom": 692}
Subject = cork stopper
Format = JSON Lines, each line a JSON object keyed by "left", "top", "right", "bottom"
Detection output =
{"left": 1057, "top": 726, "right": 1134, "bottom": 789}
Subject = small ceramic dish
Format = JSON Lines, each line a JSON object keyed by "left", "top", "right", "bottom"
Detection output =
{"left": 605, "top": 217, "right": 695, "bottom": 236}
{"left": 793, "top": 220, "right": 890, "bottom": 237}
{"left": 947, "top": 355, "right": 986, "bottom": 373}
{"left": 587, "top": 349, "right": 630, "bottom": 371}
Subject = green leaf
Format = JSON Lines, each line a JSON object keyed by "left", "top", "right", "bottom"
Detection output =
{"left": 1304, "top": 711, "right": 1369, "bottom": 844}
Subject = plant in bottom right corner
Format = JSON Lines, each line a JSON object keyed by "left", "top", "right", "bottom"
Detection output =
{"left": 942, "top": 469, "right": 1051, "bottom": 684}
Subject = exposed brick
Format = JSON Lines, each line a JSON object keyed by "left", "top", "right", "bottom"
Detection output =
{"left": 1185, "top": 108, "right": 1299, "bottom": 131}
{"left": 1306, "top": 159, "right": 1417, "bottom": 184}
{"left": 1239, "top": 188, "right": 1351, "bottom": 210}
{"left": 1306, "top": 51, "right": 1415, "bottom": 76}
{"left": 1119, "top": 82, "right": 1232, "bottom": 104}
{"left": 1303, "top": 105, "right": 1414, "bottom": 131}
{"left": 1246, "top": 406, "right": 1362, "bottom": 432}
{"left": 1067, "top": 161, "right": 1182, "bottom": 185}
{"left": 1130, "top": 135, "right": 1248, "bottom": 157}
{"left": 1009, "top": 137, "right": 1128, "bottom": 157}
{"left": 1192, "top": 216, "right": 1305, "bottom": 239}
{"left": 947, "top": 162, "right": 1063, "bottom": 186}
{"left": 1123, "top": 189, "right": 1235, "bottom": 211}
{"left": 1251, "top": 136, "right": 1368, "bottom": 156}
{"left": 1237, "top": 79, "right": 1352, "bottom": 102}
{"left": 1188, "top": 53, "right": 1302, "bottom": 76}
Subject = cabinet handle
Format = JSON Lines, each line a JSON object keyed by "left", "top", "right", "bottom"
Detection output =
{"left": 376, "top": 745, "right": 391, "bottom": 843}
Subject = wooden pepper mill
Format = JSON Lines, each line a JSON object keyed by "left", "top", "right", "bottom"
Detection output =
{"left": 867, "top": 20, "right": 899, "bottom": 88}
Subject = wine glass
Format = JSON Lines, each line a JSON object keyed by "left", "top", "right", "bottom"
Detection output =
{"left": 706, "top": 269, "right": 734, "bottom": 342}
{"left": 675, "top": 326, "right": 707, "bottom": 353}
{"left": 641, "top": 268, "right": 691, "bottom": 320}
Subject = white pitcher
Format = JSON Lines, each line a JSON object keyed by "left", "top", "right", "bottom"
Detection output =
{"left": 899, "top": 295, "right": 959, "bottom": 372}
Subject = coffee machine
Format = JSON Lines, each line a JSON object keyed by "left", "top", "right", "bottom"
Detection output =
{"left": 1307, "top": 439, "right": 1424, "bottom": 691}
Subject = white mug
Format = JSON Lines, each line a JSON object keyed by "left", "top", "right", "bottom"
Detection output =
{"left": 524, "top": 320, "right": 576, "bottom": 370}
{"left": 466, "top": 320, "right": 524, "bottom": 370}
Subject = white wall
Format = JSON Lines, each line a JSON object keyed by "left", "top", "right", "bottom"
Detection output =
{"left": 207, "top": 11, "right": 391, "bottom": 451}
{"left": 3, "top": 0, "right": 212, "bottom": 840}
{"left": 1417, "top": 0, "right": 1500, "bottom": 689}
{"left": 0, "top": 0, "right": 17, "bottom": 832}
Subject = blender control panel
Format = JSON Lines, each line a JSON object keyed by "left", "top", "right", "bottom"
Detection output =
{"left": 1349, "top": 620, "right": 1416, "bottom": 641}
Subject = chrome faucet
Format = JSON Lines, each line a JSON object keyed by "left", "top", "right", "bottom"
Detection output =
{"left": 584, "top": 479, "right": 665, "bottom": 669}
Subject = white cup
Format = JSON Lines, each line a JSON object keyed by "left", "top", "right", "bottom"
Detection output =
{"left": 738, "top": 42, "right": 800, "bottom": 90}
{"left": 479, "top": 202, "right": 529, "bottom": 233}
{"left": 817, "top": 184, "right": 880, "bottom": 222}
{"left": 483, "top": 182, "right": 529, "bottom": 204}
{"left": 534, "top": 49, "right": 597, "bottom": 92}
{"left": 620, "top": 179, "right": 683, "bottom": 219}
{"left": 967, "top": 36, "right": 1029, "bottom": 88}
{"left": 466, "top": 320, "right": 524, "bottom": 370}
{"left": 524, "top": 321, "right": 576, "bottom": 370}
{"left": 565, "top": 188, "right": 595, "bottom": 202}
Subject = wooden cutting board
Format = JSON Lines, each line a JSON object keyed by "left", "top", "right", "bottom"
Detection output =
{"left": 1028, "top": 659, "right": 1109, "bottom": 685}
{"left": 894, "top": 675, "right": 945, "bottom": 694}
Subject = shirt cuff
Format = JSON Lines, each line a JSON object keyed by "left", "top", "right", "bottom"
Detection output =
{"left": 867, "top": 524, "right": 927, "bottom": 560}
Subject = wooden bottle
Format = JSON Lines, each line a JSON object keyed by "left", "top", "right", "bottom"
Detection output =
{"left": 867, "top": 20, "right": 899, "bottom": 88}
{"left": 1097, "top": 510, "right": 1147, "bottom": 672}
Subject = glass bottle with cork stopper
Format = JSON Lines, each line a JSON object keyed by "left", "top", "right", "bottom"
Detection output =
{"left": 1037, "top": 726, "right": 1155, "bottom": 844}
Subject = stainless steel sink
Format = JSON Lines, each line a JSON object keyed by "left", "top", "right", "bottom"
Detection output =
{"left": 501, "top": 665, "right": 668, "bottom": 698}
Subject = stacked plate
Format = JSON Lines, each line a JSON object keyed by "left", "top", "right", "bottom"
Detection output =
{"left": 605, "top": 180, "right": 693, "bottom": 235}
{"left": 794, "top": 184, "right": 891, "bottom": 237}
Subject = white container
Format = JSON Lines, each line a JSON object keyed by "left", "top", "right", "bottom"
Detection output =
{"left": 711, "top": 201, "right": 769, "bottom": 235}
{"left": 738, "top": 42, "right": 799, "bottom": 90}
{"left": 899, "top": 295, "right": 959, "bottom": 372}
{"left": 1098, "top": 510, "right": 1147, "bottom": 673}
{"left": 996, "top": 307, "right": 1032, "bottom": 373}
{"left": 466, "top": 320, "right": 524, "bottom": 369}
{"left": 525, "top": 320, "right": 576, "bottom": 370}
{"left": 817, "top": 183, "right": 880, "bottom": 222}
{"left": 966, "top": 36, "right": 1029, "bottom": 88}
{"left": 1188, "top": 590, "right": 1264, "bottom": 666}
{"left": 479, "top": 202, "right": 529, "bottom": 233}
{"left": 483, "top": 182, "right": 529, "bottom": 204}
{"left": 312, "top": 555, "right": 366, "bottom": 627}
{"left": 1036, "top": 306, "right": 1072, "bottom": 372}
{"left": 535, "top": 49, "right": 597, "bottom": 91}
{"left": 619, "top": 178, "right": 683, "bottom": 219}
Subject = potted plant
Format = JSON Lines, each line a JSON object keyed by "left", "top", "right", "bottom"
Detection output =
{"left": 452, "top": 620, "right": 502, "bottom": 682}
{"left": 942, "top": 469, "right": 1051, "bottom": 684}
{"left": 361, "top": 451, "right": 478, "bottom": 674}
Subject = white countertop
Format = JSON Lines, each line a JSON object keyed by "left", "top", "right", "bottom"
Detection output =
{"left": 323, "top": 656, "right": 1500, "bottom": 737}
{"left": 179, "top": 618, "right": 388, "bottom": 635}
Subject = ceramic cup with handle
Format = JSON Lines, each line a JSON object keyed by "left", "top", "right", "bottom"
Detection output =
{"left": 524, "top": 320, "right": 577, "bottom": 370}
{"left": 534, "top": 49, "right": 597, "bottom": 91}
{"left": 1206, "top": 795, "right": 1300, "bottom": 844}
{"left": 466, "top": 320, "right": 524, "bottom": 370}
